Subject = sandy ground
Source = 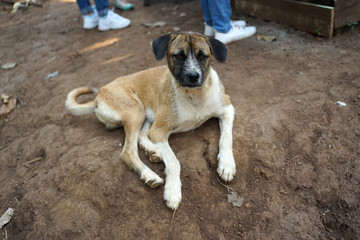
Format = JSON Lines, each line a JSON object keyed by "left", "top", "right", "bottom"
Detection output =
{"left": 1, "top": 0, "right": 360, "bottom": 239}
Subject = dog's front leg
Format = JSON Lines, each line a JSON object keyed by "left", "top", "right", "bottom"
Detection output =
{"left": 217, "top": 104, "right": 236, "bottom": 182}
{"left": 155, "top": 141, "right": 182, "bottom": 209}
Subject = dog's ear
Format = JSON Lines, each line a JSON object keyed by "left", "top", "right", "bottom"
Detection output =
{"left": 209, "top": 38, "right": 227, "bottom": 63}
{"left": 151, "top": 34, "right": 172, "bottom": 61}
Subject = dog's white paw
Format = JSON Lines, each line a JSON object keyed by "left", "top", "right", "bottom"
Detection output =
{"left": 147, "top": 149, "right": 162, "bottom": 163}
{"left": 217, "top": 152, "right": 236, "bottom": 182}
{"left": 140, "top": 168, "right": 164, "bottom": 188}
{"left": 139, "top": 139, "right": 163, "bottom": 162}
{"left": 163, "top": 179, "right": 182, "bottom": 209}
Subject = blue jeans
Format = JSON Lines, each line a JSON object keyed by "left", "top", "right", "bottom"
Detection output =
{"left": 77, "top": 0, "right": 108, "bottom": 17}
{"left": 200, "top": 0, "right": 232, "bottom": 33}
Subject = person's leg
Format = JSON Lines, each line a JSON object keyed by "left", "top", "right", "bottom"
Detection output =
{"left": 201, "top": 0, "right": 217, "bottom": 36}
{"left": 200, "top": 0, "right": 212, "bottom": 27}
{"left": 76, "top": 0, "right": 94, "bottom": 15}
{"left": 207, "top": 0, "right": 231, "bottom": 33}
{"left": 97, "top": 0, "right": 131, "bottom": 32}
{"left": 201, "top": 0, "right": 256, "bottom": 44}
{"left": 94, "top": 0, "right": 109, "bottom": 17}
{"left": 77, "top": 0, "right": 99, "bottom": 29}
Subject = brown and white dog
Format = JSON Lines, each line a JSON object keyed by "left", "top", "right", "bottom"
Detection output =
{"left": 65, "top": 32, "right": 236, "bottom": 209}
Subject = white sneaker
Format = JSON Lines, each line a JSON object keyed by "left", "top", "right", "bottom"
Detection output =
{"left": 231, "top": 20, "right": 247, "bottom": 29}
{"left": 215, "top": 26, "right": 256, "bottom": 44}
{"left": 83, "top": 10, "right": 99, "bottom": 29}
{"left": 98, "top": 10, "right": 131, "bottom": 31}
{"left": 204, "top": 20, "right": 247, "bottom": 37}
{"left": 204, "top": 23, "right": 215, "bottom": 37}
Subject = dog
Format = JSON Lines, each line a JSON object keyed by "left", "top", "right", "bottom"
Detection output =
{"left": 65, "top": 32, "right": 236, "bottom": 209}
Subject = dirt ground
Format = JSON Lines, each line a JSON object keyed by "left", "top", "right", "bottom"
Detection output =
{"left": 1, "top": 0, "right": 359, "bottom": 239}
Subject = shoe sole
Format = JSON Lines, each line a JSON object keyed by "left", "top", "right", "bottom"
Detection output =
{"left": 216, "top": 29, "right": 256, "bottom": 44}
{"left": 98, "top": 21, "right": 131, "bottom": 31}
{"left": 83, "top": 25, "right": 98, "bottom": 30}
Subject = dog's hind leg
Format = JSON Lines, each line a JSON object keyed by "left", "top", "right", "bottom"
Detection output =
{"left": 120, "top": 113, "right": 164, "bottom": 188}
{"left": 138, "top": 120, "right": 162, "bottom": 163}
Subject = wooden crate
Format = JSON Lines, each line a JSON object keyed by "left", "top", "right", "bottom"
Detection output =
{"left": 233, "top": 0, "right": 360, "bottom": 37}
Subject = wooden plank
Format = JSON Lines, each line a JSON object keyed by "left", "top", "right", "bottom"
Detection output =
{"left": 234, "top": 0, "right": 334, "bottom": 37}
{"left": 293, "top": 0, "right": 334, "bottom": 7}
{"left": 334, "top": 0, "right": 360, "bottom": 28}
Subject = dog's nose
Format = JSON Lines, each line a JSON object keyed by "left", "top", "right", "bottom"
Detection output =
{"left": 187, "top": 72, "right": 200, "bottom": 83}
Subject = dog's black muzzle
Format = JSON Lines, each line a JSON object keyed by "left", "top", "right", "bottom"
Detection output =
{"left": 178, "top": 71, "right": 202, "bottom": 88}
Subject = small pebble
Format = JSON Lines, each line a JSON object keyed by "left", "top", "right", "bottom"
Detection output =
{"left": 2, "top": 62, "right": 16, "bottom": 70}
{"left": 336, "top": 101, "right": 346, "bottom": 107}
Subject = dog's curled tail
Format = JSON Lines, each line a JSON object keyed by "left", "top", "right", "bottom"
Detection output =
{"left": 65, "top": 87, "right": 98, "bottom": 115}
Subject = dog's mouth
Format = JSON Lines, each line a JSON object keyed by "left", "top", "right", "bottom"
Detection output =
{"left": 179, "top": 81, "right": 202, "bottom": 88}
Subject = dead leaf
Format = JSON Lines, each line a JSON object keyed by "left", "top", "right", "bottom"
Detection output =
{"left": 257, "top": 34, "right": 276, "bottom": 42}
{"left": 144, "top": 21, "right": 166, "bottom": 28}
{"left": 0, "top": 97, "right": 17, "bottom": 117}
{"left": 227, "top": 192, "right": 244, "bottom": 208}
{"left": 264, "top": 36, "right": 276, "bottom": 42}
{"left": 256, "top": 34, "right": 264, "bottom": 40}
{"left": 11, "top": 1, "right": 28, "bottom": 13}
{"left": 0, "top": 208, "right": 14, "bottom": 230}
{"left": 1, "top": 93, "right": 10, "bottom": 103}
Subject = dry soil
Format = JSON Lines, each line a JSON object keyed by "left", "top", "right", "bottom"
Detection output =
{"left": 1, "top": 0, "right": 360, "bottom": 239}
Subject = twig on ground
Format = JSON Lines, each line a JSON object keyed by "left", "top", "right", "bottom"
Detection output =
{"left": 216, "top": 177, "right": 235, "bottom": 192}
{"left": 171, "top": 209, "right": 177, "bottom": 223}
{"left": 22, "top": 157, "right": 42, "bottom": 166}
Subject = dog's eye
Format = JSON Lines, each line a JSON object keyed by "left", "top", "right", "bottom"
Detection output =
{"left": 172, "top": 53, "right": 186, "bottom": 61}
{"left": 197, "top": 52, "right": 209, "bottom": 61}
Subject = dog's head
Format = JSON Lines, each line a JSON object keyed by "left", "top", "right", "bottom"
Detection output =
{"left": 151, "top": 32, "right": 227, "bottom": 88}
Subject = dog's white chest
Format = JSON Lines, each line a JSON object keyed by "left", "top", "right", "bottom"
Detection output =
{"left": 174, "top": 83, "right": 222, "bottom": 133}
